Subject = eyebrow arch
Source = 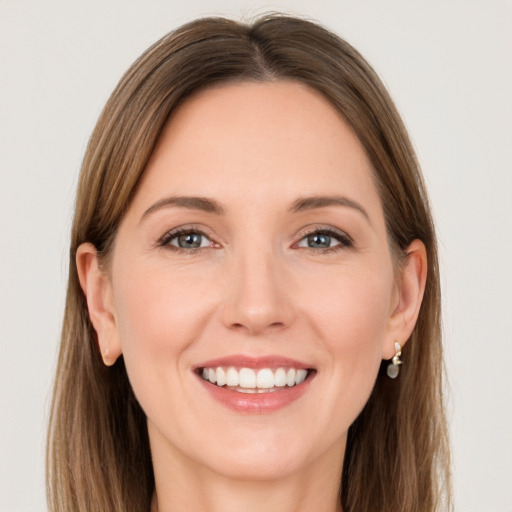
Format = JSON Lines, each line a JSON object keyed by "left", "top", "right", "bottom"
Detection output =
{"left": 290, "top": 195, "right": 370, "bottom": 222}
{"left": 141, "top": 196, "right": 225, "bottom": 222}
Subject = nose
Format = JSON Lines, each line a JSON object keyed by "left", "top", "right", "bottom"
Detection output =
{"left": 221, "top": 247, "right": 296, "bottom": 336}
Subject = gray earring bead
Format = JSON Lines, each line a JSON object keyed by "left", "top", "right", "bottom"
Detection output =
{"left": 386, "top": 341, "right": 402, "bottom": 379}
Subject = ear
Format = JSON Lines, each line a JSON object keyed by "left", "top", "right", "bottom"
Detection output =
{"left": 76, "top": 243, "right": 122, "bottom": 366}
{"left": 382, "top": 239, "right": 428, "bottom": 359}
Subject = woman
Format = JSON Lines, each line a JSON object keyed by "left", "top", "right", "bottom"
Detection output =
{"left": 47, "top": 14, "right": 450, "bottom": 512}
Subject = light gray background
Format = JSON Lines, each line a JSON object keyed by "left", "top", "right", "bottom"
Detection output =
{"left": 1, "top": 1, "right": 511, "bottom": 511}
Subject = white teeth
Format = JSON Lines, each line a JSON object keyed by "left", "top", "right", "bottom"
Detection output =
{"left": 256, "top": 368, "right": 274, "bottom": 388}
{"left": 274, "top": 368, "right": 287, "bottom": 387}
{"left": 239, "top": 368, "right": 256, "bottom": 388}
{"left": 286, "top": 368, "right": 296, "bottom": 387}
{"left": 295, "top": 369, "right": 307, "bottom": 385}
{"left": 226, "top": 367, "right": 239, "bottom": 387}
{"left": 216, "top": 367, "right": 226, "bottom": 387}
{"left": 200, "top": 366, "right": 310, "bottom": 391}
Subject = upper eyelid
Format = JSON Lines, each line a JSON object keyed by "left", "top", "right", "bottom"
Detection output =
{"left": 157, "top": 224, "right": 352, "bottom": 247}
{"left": 292, "top": 227, "right": 354, "bottom": 252}
{"left": 158, "top": 225, "right": 215, "bottom": 245}
{"left": 295, "top": 225, "right": 353, "bottom": 241}
{"left": 161, "top": 224, "right": 212, "bottom": 236}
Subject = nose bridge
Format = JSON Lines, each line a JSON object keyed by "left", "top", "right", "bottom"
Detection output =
{"left": 222, "top": 241, "right": 293, "bottom": 335}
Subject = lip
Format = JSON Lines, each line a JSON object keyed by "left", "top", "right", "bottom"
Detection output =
{"left": 194, "top": 354, "right": 316, "bottom": 414}
{"left": 194, "top": 354, "right": 312, "bottom": 371}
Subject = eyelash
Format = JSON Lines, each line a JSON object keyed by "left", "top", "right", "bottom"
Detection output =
{"left": 158, "top": 227, "right": 216, "bottom": 253}
{"left": 295, "top": 227, "right": 353, "bottom": 253}
{"left": 158, "top": 226, "right": 353, "bottom": 254}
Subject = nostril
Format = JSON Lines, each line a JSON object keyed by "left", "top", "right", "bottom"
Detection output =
{"left": 221, "top": 289, "right": 296, "bottom": 335}
{"left": 229, "top": 320, "right": 286, "bottom": 335}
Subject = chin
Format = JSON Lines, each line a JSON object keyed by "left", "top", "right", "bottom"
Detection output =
{"left": 192, "top": 425, "right": 326, "bottom": 481}
{"left": 205, "top": 448, "right": 306, "bottom": 481}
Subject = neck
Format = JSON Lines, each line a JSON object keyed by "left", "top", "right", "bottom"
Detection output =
{"left": 149, "top": 432, "right": 345, "bottom": 512}
{"left": 152, "top": 471, "right": 343, "bottom": 512}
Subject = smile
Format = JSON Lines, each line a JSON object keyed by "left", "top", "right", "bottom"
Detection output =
{"left": 195, "top": 355, "right": 315, "bottom": 412}
{"left": 200, "top": 366, "right": 309, "bottom": 393}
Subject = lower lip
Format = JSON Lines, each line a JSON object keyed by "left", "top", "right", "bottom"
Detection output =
{"left": 197, "top": 373, "right": 314, "bottom": 413}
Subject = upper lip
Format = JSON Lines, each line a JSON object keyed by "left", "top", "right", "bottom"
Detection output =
{"left": 194, "top": 354, "right": 313, "bottom": 370}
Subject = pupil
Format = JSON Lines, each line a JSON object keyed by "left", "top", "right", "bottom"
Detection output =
{"left": 179, "top": 233, "right": 201, "bottom": 248}
{"left": 308, "top": 233, "right": 330, "bottom": 248}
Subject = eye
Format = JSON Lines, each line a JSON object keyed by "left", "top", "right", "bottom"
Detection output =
{"left": 296, "top": 228, "right": 352, "bottom": 251}
{"left": 160, "top": 229, "right": 214, "bottom": 250}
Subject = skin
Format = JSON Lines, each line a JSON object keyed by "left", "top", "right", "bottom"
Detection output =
{"left": 77, "top": 81, "right": 427, "bottom": 512}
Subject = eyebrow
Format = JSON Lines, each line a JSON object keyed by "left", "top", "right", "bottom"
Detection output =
{"left": 141, "top": 196, "right": 225, "bottom": 221}
{"left": 290, "top": 195, "right": 370, "bottom": 222}
{"left": 141, "top": 194, "right": 370, "bottom": 223}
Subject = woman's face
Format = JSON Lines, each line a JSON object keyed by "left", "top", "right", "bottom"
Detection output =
{"left": 104, "top": 81, "right": 402, "bottom": 480}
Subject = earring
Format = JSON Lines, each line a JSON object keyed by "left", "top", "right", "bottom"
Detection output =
{"left": 386, "top": 341, "right": 402, "bottom": 379}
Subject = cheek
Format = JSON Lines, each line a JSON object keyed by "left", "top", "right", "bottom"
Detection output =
{"left": 114, "top": 263, "right": 213, "bottom": 349}
{"left": 307, "top": 264, "right": 393, "bottom": 406}
{"left": 111, "top": 265, "right": 216, "bottom": 409}
{"left": 309, "top": 262, "right": 393, "bottom": 346}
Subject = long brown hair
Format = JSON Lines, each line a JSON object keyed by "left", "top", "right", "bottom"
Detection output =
{"left": 47, "top": 14, "right": 450, "bottom": 512}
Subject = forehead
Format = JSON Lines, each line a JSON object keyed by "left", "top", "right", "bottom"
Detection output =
{"left": 130, "top": 80, "right": 381, "bottom": 217}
